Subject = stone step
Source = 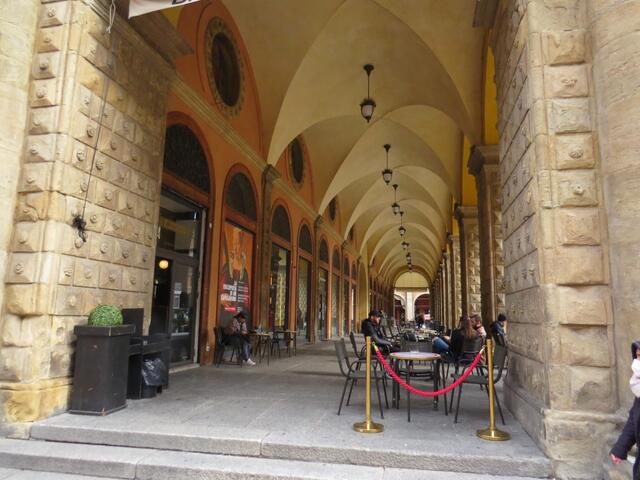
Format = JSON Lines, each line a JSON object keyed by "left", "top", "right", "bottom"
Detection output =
{"left": 29, "top": 423, "right": 552, "bottom": 478}
{"left": 0, "top": 439, "right": 545, "bottom": 480}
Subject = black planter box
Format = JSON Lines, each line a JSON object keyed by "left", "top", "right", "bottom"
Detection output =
{"left": 70, "top": 324, "right": 134, "bottom": 415}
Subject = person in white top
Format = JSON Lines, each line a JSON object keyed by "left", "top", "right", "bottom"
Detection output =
{"left": 630, "top": 343, "right": 640, "bottom": 398}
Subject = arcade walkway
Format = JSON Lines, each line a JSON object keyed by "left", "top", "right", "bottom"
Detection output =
{"left": 0, "top": 340, "right": 552, "bottom": 479}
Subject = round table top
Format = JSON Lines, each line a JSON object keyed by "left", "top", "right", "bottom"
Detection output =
{"left": 250, "top": 332, "right": 271, "bottom": 337}
{"left": 390, "top": 351, "right": 440, "bottom": 361}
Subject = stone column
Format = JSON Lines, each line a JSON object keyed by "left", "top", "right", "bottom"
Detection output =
{"left": 590, "top": 0, "right": 640, "bottom": 420}
{"left": 454, "top": 205, "right": 481, "bottom": 316}
{"left": 441, "top": 256, "right": 451, "bottom": 330}
{"left": 468, "top": 145, "right": 505, "bottom": 328}
{"left": 309, "top": 216, "right": 322, "bottom": 343}
{"left": 0, "top": 0, "right": 174, "bottom": 433}
{"left": 256, "top": 165, "right": 279, "bottom": 330}
{"left": 448, "top": 234, "right": 462, "bottom": 325}
{"left": 493, "top": 1, "right": 615, "bottom": 476}
{"left": 0, "top": 0, "right": 40, "bottom": 315}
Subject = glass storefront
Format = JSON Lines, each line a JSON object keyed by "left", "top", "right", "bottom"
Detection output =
{"left": 153, "top": 189, "right": 204, "bottom": 364}
{"left": 318, "top": 268, "right": 328, "bottom": 339}
{"left": 269, "top": 244, "right": 290, "bottom": 330}
{"left": 331, "top": 274, "right": 339, "bottom": 337}
{"left": 297, "top": 257, "right": 311, "bottom": 339}
{"left": 343, "top": 279, "right": 349, "bottom": 333}
{"left": 351, "top": 284, "right": 357, "bottom": 332}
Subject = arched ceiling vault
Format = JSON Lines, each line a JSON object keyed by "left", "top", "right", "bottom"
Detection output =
{"left": 219, "top": 0, "right": 484, "bottom": 281}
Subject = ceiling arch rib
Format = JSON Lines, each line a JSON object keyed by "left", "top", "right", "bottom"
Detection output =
{"left": 319, "top": 117, "right": 454, "bottom": 212}
{"left": 381, "top": 250, "right": 436, "bottom": 281}
{"left": 366, "top": 217, "right": 441, "bottom": 266}
{"left": 370, "top": 232, "right": 438, "bottom": 269}
{"left": 343, "top": 171, "right": 448, "bottom": 238}
{"left": 267, "top": 0, "right": 476, "bottom": 166}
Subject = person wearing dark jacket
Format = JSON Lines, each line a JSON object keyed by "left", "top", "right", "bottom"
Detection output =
{"left": 361, "top": 310, "right": 399, "bottom": 354}
{"left": 610, "top": 340, "right": 640, "bottom": 478}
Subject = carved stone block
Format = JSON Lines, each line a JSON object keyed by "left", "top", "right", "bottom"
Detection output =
{"left": 19, "top": 163, "right": 52, "bottom": 193}
{"left": 114, "top": 239, "right": 135, "bottom": 266}
{"left": 92, "top": 179, "right": 117, "bottom": 210}
{"left": 104, "top": 212, "right": 129, "bottom": 239}
{"left": 39, "top": 3, "right": 68, "bottom": 28}
{"left": 549, "top": 99, "right": 591, "bottom": 134}
{"left": 32, "top": 52, "right": 61, "bottom": 80}
{"left": 58, "top": 255, "right": 74, "bottom": 286}
{"left": 54, "top": 286, "right": 84, "bottom": 316}
{"left": 12, "top": 222, "right": 44, "bottom": 253}
{"left": 555, "top": 133, "right": 594, "bottom": 169}
{"left": 29, "top": 106, "right": 60, "bottom": 135}
{"left": 554, "top": 246, "right": 604, "bottom": 285}
{"left": 557, "top": 170, "right": 598, "bottom": 207}
{"left": 548, "top": 365, "right": 613, "bottom": 414}
{"left": 99, "top": 264, "right": 123, "bottom": 290}
{"left": 25, "top": 134, "right": 64, "bottom": 163}
{"left": 30, "top": 78, "right": 61, "bottom": 107}
{"left": 72, "top": 258, "right": 99, "bottom": 288}
{"left": 76, "top": 57, "right": 105, "bottom": 96}
{"left": 544, "top": 30, "right": 586, "bottom": 65}
{"left": 7, "top": 253, "right": 38, "bottom": 284}
{"left": 556, "top": 208, "right": 601, "bottom": 245}
{"left": 70, "top": 113, "right": 99, "bottom": 148}
{"left": 61, "top": 225, "right": 89, "bottom": 258}
{"left": 556, "top": 286, "right": 610, "bottom": 326}
{"left": 5, "top": 284, "right": 52, "bottom": 316}
{"left": 36, "top": 25, "right": 65, "bottom": 53}
{"left": 544, "top": 64, "right": 588, "bottom": 98}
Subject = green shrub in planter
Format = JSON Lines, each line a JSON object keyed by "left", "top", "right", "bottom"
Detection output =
{"left": 88, "top": 304, "right": 123, "bottom": 327}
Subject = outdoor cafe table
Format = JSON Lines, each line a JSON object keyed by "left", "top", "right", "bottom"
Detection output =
{"left": 389, "top": 351, "right": 443, "bottom": 422}
{"left": 249, "top": 332, "right": 271, "bottom": 365}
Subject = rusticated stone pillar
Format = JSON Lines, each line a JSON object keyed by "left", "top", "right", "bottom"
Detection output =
{"left": 442, "top": 255, "right": 451, "bottom": 330}
{"left": 590, "top": 3, "right": 640, "bottom": 477}
{"left": 0, "top": 0, "right": 175, "bottom": 433}
{"left": 0, "top": 0, "right": 40, "bottom": 316}
{"left": 448, "top": 235, "right": 462, "bottom": 324}
{"left": 256, "top": 165, "right": 279, "bottom": 330}
{"left": 454, "top": 205, "right": 481, "bottom": 316}
{"left": 468, "top": 145, "right": 505, "bottom": 328}
{"left": 493, "top": 1, "right": 615, "bottom": 476}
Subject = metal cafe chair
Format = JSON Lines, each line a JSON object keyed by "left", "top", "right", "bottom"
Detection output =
{"left": 214, "top": 327, "right": 242, "bottom": 368}
{"left": 451, "top": 344, "right": 508, "bottom": 424}
{"left": 334, "top": 338, "right": 386, "bottom": 418}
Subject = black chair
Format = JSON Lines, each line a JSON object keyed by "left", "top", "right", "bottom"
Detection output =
{"left": 349, "top": 331, "right": 366, "bottom": 360}
{"left": 334, "top": 339, "right": 386, "bottom": 418}
{"left": 122, "top": 308, "right": 170, "bottom": 399}
{"left": 452, "top": 344, "right": 508, "bottom": 424}
{"left": 271, "top": 330, "right": 283, "bottom": 358}
{"left": 214, "top": 326, "right": 242, "bottom": 367}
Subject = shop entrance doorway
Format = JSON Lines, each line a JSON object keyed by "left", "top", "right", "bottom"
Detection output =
{"left": 152, "top": 189, "right": 205, "bottom": 364}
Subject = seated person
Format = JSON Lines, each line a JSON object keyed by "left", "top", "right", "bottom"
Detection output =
{"left": 470, "top": 313, "right": 487, "bottom": 339}
{"left": 361, "top": 310, "right": 400, "bottom": 354}
{"left": 224, "top": 311, "right": 255, "bottom": 366}
{"left": 490, "top": 313, "right": 507, "bottom": 346}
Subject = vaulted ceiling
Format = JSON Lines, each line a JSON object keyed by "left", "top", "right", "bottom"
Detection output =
{"left": 218, "top": 0, "right": 486, "bottom": 284}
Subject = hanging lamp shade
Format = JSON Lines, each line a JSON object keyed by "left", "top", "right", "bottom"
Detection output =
{"left": 399, "top": 225, "right": 406, "bottom": 236}
{"left": 360, "top": 64, "right": 376, "bottom": 123}
{"left": 381, "top": 144, "right": 392, "bottom": 184}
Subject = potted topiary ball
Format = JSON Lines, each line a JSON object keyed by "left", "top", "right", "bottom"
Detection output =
{"left": 70, "top": 304, "right": 134, "bottom": 415}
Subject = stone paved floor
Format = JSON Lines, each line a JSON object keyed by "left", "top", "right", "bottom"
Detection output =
{"left": 37, "top": 338, "right": 548, "bottom": 470}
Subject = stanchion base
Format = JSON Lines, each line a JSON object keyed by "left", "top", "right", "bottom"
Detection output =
{"left": 353, "top": 420, "right": 384, "bottom": 433}
{"left": 477, "top": 427, "right": 510, "bottom": 441}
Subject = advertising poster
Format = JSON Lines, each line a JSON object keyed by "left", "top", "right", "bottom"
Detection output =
{"left": 219, "top": 222, "right": 253, "bottom": 329}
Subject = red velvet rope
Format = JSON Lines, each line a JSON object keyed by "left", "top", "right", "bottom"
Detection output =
{"left": 373, "top": 345, "right": 485, "bottom": 397}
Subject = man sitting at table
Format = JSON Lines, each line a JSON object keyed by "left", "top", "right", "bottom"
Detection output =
{"left": 361, "top": 310, "right": 400, "bottom": 354}
{"left": 224, "top": 311, "right": 256, "bottom": 366}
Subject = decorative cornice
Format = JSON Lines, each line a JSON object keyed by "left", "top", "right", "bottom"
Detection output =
{"left": 454, "top": 204, "right": 479, "bottom": 221}
{"left": 467, "top": 144, "right": 499, "bottom": 176}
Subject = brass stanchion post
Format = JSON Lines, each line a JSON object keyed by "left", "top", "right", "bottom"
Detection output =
{"left": 477, "top": 337, "right": 510, "bottom": 441}
{"left": 353, "top": 336, "right": 384, "bottom": 433}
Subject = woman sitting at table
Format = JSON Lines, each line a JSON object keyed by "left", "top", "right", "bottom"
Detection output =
{"left": 430, "top": 316, "right": 468, "bottom": 358}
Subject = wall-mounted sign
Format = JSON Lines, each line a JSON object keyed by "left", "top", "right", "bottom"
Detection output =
{"left": 129, "top": 0, "right": 200, "bottom": 18}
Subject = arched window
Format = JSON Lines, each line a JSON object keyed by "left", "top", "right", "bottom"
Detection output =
{"left": 299, "top": 224, "right": 313, "bottom": 255}
{"left": 164, "top": 124, "right": 210, "bottom": 193}
{"left": 225, "top": 173, "right": 256, "bottom": 220}
{"left": 271, "top": 205, "right": 291, "bottom": 242}
{"left": 319, "top": 239, "right": 329, "bottom": 263}
{"left": 332, "top": 249, "right": 341, "bottom": 271}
